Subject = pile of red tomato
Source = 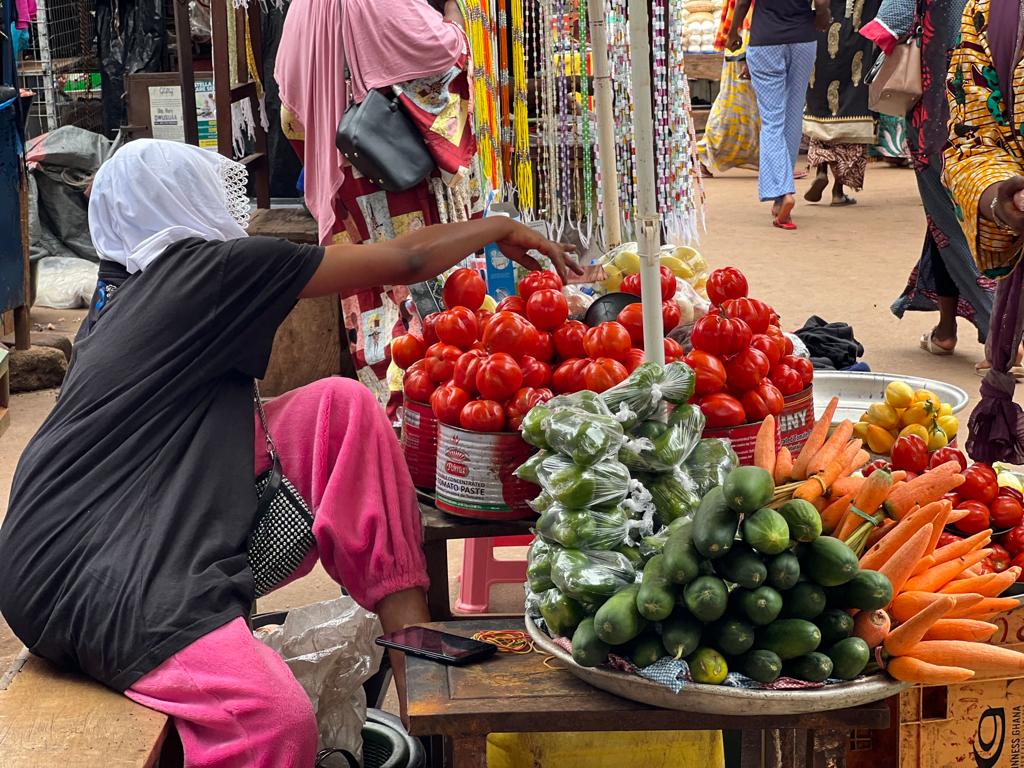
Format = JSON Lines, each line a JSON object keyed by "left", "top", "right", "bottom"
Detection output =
{"left": 393, "top": 268, "right": 663, "bottom": 433}
{"left": 684, "top": 267, "right": 813, "bottom": 429}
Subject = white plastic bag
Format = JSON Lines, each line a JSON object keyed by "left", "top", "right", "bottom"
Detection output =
{"left": 256, "top": 597, "right": 384, "bottom": 762}
{"left": 34, "top": 256, "right": 98, "bottom": 309}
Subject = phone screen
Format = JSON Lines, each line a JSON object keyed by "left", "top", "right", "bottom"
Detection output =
{"left": 378, "top": 627, "right": 495, "bottom": 661}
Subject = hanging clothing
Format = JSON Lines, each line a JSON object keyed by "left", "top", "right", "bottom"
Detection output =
{"left": 746, "top": 42, "right": 818, "bottom": 201}
{"left": 698, "top": 34, "right": 760, "bottom": 173}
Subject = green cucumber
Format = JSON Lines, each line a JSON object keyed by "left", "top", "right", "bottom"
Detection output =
{"left": 827, "top": 637, "right": 871, "bottom": 680}
{"left": 803, "top": 536, "right": 860, "bottom": 587}
{"left": 712, "top": 617, "right": 756, "bottom": 656}
{"left": 781, "top": 581, "right": 827, "bottom": 620}
{"left": 777, "top": 499, "right": 823, "bottom": 543}
{"left": 722, "top": 466, "right": 776, "bottom": 514}
{"left": 662, "top": 612, "right": 703, "bottom": 660}
{"left": 766, "top": 551, "right": 801, "bottom": 590}
{"left": 571, "top": 617, "right": 610, "bottom": 667}
{"left": 784, "top": 652, "right": 833, "bottom": 682}
{"left": 756, "top": 619, "right": 821, "bottom": 660}
{"left": 663, "top": 519, "right": 702, "bottom": 585}
{"left": 740, "top": 649, "right": 783, "bottom": 683}
{"left": 683, "top": 575, "right": 730, "bottom": 623}
{"left": 594, "top": 584, "right": 647, "bottom": 645}
{"left": 636, "top": 554, "right": 676, "bottom": 621}
{"left": 742, "top": 508, "right": 791, "bottom": 555}
{"left": 629, "top": 633, "right": 667, "bottom": 668}
{"left": 716, "top": 543, "right": 768, "bottom": 589}
{"left": 692, "top": 486, "right": 740, "bottom": 559}
{"left": 734, "top": 586, "right": 784, "bottom": 626}
{"left": 843, "top": 570, "right": 894, "bottom": 611}
{"left": 815, "top": 608, "right": 855, "bottom": 647}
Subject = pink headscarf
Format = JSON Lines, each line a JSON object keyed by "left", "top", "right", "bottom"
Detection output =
{"left": 276, "top": 0, "right": 466, "bottom": 244}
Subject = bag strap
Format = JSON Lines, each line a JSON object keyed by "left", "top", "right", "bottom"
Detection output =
{"left": 337, "top": 0, "right": 352, "bottom": 89}
{"left": 253, "top": 381, "right": 277, "bottom": 460}
{"left": 253, "top": 381, "right": 284, "bottom": 516}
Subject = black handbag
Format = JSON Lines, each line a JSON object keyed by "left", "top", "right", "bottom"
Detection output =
{"left": 334, "top": 0, "right": 435, "bottom": 193}
{"left": 249, "top": 383, "right": 316, "bottom": 598}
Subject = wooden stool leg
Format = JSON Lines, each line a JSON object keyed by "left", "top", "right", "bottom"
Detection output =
{"left": 450, "top": 735, "right": 487, "bottom": 768}
{"left": 809, "top": 728, "right": 848, "bottom": 768}
{"left": 424, "top": 539, "right": 453, "bottom": 621}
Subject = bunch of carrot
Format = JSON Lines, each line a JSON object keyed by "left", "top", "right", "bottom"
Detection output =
{"left": 851, "top": 498, "right": 1024, "bottom": 684}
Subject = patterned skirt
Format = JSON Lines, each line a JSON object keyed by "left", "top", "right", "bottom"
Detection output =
{"left": 806, "top": 139, "right": 867, "bottom": 190}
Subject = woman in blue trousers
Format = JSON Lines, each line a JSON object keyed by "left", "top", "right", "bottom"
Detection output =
{"left": 728, "top": 0, "right": 831, "bottom": 229}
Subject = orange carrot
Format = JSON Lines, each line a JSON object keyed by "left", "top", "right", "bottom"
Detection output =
{"left": 883, "top": 463, "right": 965, "bottom": 519}
{"left": 924, "top": 501, "right": 954, "bottom": 557}
{"left": 891, "top": 592, "right": 986, "bottom": 623}
{"left": 887, "top": 656, "right": 974, "bottom": 685}
{"left": 941, "top": 568, "right": 1022, "bottom": 597}
{"left": 830, "top": 476, "right": 865, "bottom": 499}
{"left": 903, "top": 640, "right": 1024, "bottom": 677}
{"left": 755, "top": 416, "right": 776, "bottom": 474}
{"left": 878, "top": 523, "right": 933, "bottom": 598}
{"left": 853, "top": 468, "right": 895, "bottom": 517}
{"left": 852, "top": 609, "right": 891, "bottom": 649}
{"left": 946, "top": 508, "right": 971, "bottom": 525}
{"left": 865, "top": 518, "right": 897, "bottom": 549}
{"left": 889, "top": 470, "right": 908, "bottom": 482}
{"left": 794, "top": 440, "right": 863, "bottom": 503}
{"left": 884, "top": 595, "right": 955, "bottom": 656}
{"left": 774, "top": 447, "right": 794, "bottom": 485}
{"left": 821, "top": 493, "right": 853, "bottom": 535}
{"left": 844, "top": 449, "right": 871, "bottom": 477}
{"left": 922, "top": 619, "right": 999, "bottom": 642}
{"left": 955, "top": 596, "right": 1022, "bottom": 618}
{"left": 807, "top": 420, "right": 854, "bottom": 476}
{"left": 929, "top": 530, "right": 993, "bottom": 569}
{"left": 792, "top": 396, "right": 839, "bottom": 480}
{"left": 859, "top": 502, "right": 943, "bottom": 571}
{"left": 901, "top": 549, "right": 994, "bottom": 594}
{"left": 911, "top": 555, "right": 936, "bottom": 577}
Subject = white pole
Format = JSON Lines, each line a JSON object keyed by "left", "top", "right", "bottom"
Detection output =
{"left": 627, "top": 0, "right": 664, "bottom": 363}
{"left": 587, "top": 0, "right": 621, "bottom": 249}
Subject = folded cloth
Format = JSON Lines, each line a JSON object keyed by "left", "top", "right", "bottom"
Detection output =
{"left": 795, "top": 316, "right": 864, "bottom": 370}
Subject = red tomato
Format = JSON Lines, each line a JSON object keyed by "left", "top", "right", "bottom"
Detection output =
{"left": 721, "top": 297, "right": 772, "bottom": 334}
{"left": 552, "top": 359, "right": 589, "bottom": 393}
{"left": 403, "top": 368, "right": 437, "bottom": 403}
{"left": 936, "top": 531, "right": 964, "bottom": 549}
{"left": 960, "top": 464, "right": 999, "bottom": 504}
{"left": 991, "top": 495, "right": 1024, "bottom": 529}
{"left": 526, "top": 288, "right": 569, "bottom": 331}
{"left": 659, "top": 265, "right": 677, "bottom": 301}
{"left": 519, "top": 355, "right": 553, "bottom": 389}
{"left": 518, "top": 270, "right": 563, "bottom": 300}
{"left": 585, "top": 358, "right": 629, "bottom": 393}
{"left": 954, "top": 500, "right": 992, "bottom": 535}
{"left": 452, "top": 350, "right": 486, "bottom": 394}
{"left": 553, "top": 320, "right": 588, "bottom": 359}
{"left": 1005, "top": 526, "right": 1024, "bottom": 557}
{"left": 863, "top": 459, "right": 892, "bottom": 477}
{"left": 422, "top": 313, "right": 440, "bottom": 345}
{"left": 616, "top": 303, "right": 645, "bottom": 346}
{"left": 529, "top": 330, "right": 555, "bottom": 362}
{"left": 891, "top": 435, "right": 930, "bottom": 474}
{"left": 623, "top": 347, "right": 646, "bottom": 373}
{"left": 765, "top": 325, "right": 794, "bottom": 356}
{"left": 495, "top": 295, "right": 528, "bottom": 316}
{"left": 442, "top": 268, "right": 486, "bottom": 310}
{"left": 781, "top": 355, "right": 814, "bottom": 387}
{"left": 750, "top": 334, "right": 783, "bottom": 368}
{"left": 929, "top": 447, "right": 967, "bottom": 472}
{"left": 423, "top": 342, "right": 462, "bottom": 383}
{"left": 944, "top": 491, "right": 962, "bottom": 509}
{"left": 662, "top": 300, "right": 681, "bottom": 333}
{"left": 430, "top": 384, "right": 471, "bottom": 426}
{"left": 664, "top": 338, "right": 685, "bottom": 363}
{"left": 769, "top": 363, "right": 805, "bottom": 396}
{"left": 706, "top": 267, "right": 749, "bottom": 305}
{"left": 584, "top": 322, "right": 633, "bottom": 361}
{"left": 483, "top": 311, "right": 537, "bottom": 356}
{"left": 460, "top": 400, "right": 506, "bottom": 432}
{"left": 741, "top": 380, "right": 784, "bottom": 420}
{"left": 987, "top": 543, "right": 1012, "bottom": 572}
{"left": 690, "top": 313, "right": 753, "bottom": 357}
{"left": 685, "top": 350, "right": 727, "bottom": 396}
{"left": 434, "top": 306, "right": 479, "bottom": 349}
{"left": 724, "top": 347, "right": 770, "bottom": 393}
{"left": 476, "top": 309, "right": 494, "bottom": 331}
{"left": 506, "top": 387, "right": 554, "bottom": 431}
{"left": 621, "top": 273, "right": 642, "bottom": 296}
{"left": 1012, "top": 552, "right": 1024, "bottom": 580}
{"left": 391, "top": 334, "right": 426, "bottom": 369}
{"left": 700, "top": 393, "right": 747, "bottom": 428}
{"left": 476, "top": 353, "right": 524, "bottom": 400}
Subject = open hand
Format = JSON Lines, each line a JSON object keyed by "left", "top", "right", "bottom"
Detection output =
{"left": 495, "top": 221, "right": 582, "bottom": 283}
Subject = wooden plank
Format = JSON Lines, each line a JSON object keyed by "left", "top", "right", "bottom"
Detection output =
{"left": 246, "top": 208, "right": 319, "bottom": 244}
{"left": 171, "top": 0, "right": 199, "bottom": 145}
{"left": 419, "top": 501, "right": 535, "bottom": 542}
{"left": 260, "top": 295, "right": 343, "bottom": 397}
{"left": 685, "top": 52, "right": 725, "bottom": 81}
{"left": 0, "top": 654, "right": 170, "bottom": 767}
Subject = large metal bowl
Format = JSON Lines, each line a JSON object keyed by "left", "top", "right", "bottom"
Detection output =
{"left": 812, "top": 370, "right": 971, "bottom": 424}
{"left": 526, "top": 616, "right": 908, "bottom": 715}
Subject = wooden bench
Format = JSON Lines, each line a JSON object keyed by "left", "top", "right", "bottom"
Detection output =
{"left": 0, "top": 649, "right": 175, "bottom": 767}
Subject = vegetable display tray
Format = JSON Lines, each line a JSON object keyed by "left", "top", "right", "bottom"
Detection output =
{"left": 812, "top": 371, "right": 970, "bottom": 424}
{"left": 525, "top": 616, "right": 908, "bottom": 716}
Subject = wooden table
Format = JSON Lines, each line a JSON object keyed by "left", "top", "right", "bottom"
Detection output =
{"left": 419, "top": 495, "right": 534, "bottom": 620}
{"left": 405, "top": 619, "right": 891, "bottom": 768}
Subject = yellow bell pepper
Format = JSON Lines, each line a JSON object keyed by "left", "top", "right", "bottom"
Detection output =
{"left": 885, "top": 381, "right": 914, "bottom": 409}
{"left": 899, "top": 423, "right": 930, "bottom": 443}
{"left": 927, "top": 427, "right": 949, "bottom": 452}
{"left": 866, "top": 424, "right": 896, "bottom": 455}
{"left": 901, "top": 401, "right": 935, "bottom": 428}
{"left": 937, "top": 414, "right": 959, "bottom": 439}
{"left": 914, "top": 389, "right": 941, "bottom": 412}
{"left": 853, "top": 422, "right": 870, "bottom": 442}
{"left": 938, "top": 402, "right": 953, "bottom": 417}
{"left": 865, "top": 402, "right": 900, "bottom": 430}
{"left": 997, "top": 470, "right": 1024, "bottom": 493}
{"left": 601, "top": 264, "right": 624, "bottom": 292}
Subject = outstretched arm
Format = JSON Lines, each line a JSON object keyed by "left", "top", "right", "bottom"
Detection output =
{"left": 300, "top": 218, "right": 580, "bottom": 299}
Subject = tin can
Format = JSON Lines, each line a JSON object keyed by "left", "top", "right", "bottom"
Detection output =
{"left": 401, "top": 399, "right": 438, "bottom": 489}
{"left": 779, "top": 385, "right": 814, "bottom": 455}
{"left": 703, "top": 419, "right": 781, "bottom": 467}
{"left": 435, "top": 424, "right": 536, "bottom": 520}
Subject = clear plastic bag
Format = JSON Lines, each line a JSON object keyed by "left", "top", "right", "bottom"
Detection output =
{"left": 666, "top": 404, "right": 706, "bottom": 462}
{"left": 646, "top": 469, "right": 701, "bottom": 525}
{"left": 602, "top": 362, "right": 665, "bottom": 427}
{"left": 529, "top": 490, "right": 557, "bottom": 514}
{"left": 536, "top": 503, "right": 642, "bottom": 551}
{"left": 543, "top": 407, "right": 625, "bottom": 466}
{"left": 521, "top": 404, "right": 554, "bottom": 450}
{"left": 537, "top": 454, "right": 632, "bottom": 508}
{"left": 659, "top": 362, "right": 697, "bottom": 405}
{"left": 538, "top": 587, "right": 587, "bottom": 636}
{"left": 550, "top": 548, "right": 637, "bottom": 607}
{"left": 685, "top": 438, "right": 740, "bottom": 496}
{"left": 527, "top": 538, "right": 558, "bottom": 593}
{"left": 516, "top": 450, "right": 551, "bottom": 485}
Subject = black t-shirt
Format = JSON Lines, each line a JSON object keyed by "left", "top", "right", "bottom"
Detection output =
{"left": 0, "top": 236, "right": 323, "bottom": 691}
{"left": 749, "top": 0, "right": 817, "bottom": 46}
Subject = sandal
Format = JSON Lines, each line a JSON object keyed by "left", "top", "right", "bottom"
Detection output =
{"left": 975, "top": 362, "right": 1024, "bottom": 380}
{"left": 804, "top": 176, "right": 828, "bottom": 203}
{"left": 773, "top": 217, "right": 798, "bottom": 230}
{"left": 920, "top": 332, "right": 956, "bottom": 356}
{"left": 831, "top": 195, "right": 858, "bottom": 206}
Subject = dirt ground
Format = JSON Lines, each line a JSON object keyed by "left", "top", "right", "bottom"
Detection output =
{"left": 0, "top": 161, "right": 989, "bottom": 708}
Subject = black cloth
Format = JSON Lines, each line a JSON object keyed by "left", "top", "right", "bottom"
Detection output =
{"left": 749, "top": 0, "right": 817, "bottom": 46}
{"left": 794, "top": 315, "right": 864, "bottom": 370}
{"left": 0, "top": 236, "right": 323, "bottom": 691}
{"left": 803, "top": 0, "right": 881, "bottom": 123}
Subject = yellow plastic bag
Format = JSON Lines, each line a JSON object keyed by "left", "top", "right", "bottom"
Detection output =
{"left": 487, "top": 730, "right": 725, "bottom": 768}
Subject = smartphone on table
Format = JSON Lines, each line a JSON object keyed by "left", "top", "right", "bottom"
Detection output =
{"left": 376, "top": 626, "right": 497, "bottom": 666}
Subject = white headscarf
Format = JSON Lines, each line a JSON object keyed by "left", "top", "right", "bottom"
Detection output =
{"left": 88, "top": 139, "right": 251, "bottom": 274}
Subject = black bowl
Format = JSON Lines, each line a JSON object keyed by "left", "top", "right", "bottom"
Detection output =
{"left": 584, "top": 292, "right": 640, "bottom": 327}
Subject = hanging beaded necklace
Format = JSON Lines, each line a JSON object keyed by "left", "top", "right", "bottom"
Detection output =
{"left": 466, "top": 0, "right": 502, "bottom": 193}
{"left": 652, "top": 0, "right": 671, "bottom": 230}
{"left": 511, "top": 0, "right": 534, "bottom": 219}
{"left": 607, "top": 0, "right": 636, "bottom": 240}
{"left": 496, "top": 0, "right": 513, "bottom": 187}
{"left": 665, "top": 0, "right": 704, "bottom": 243}
{"left": 577, "top": 0, "right": 594, "bottom": 245}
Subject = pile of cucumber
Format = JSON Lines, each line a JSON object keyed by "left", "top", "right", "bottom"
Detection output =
{"left": 555, "top": 465, "right": 894, "bottom": 686}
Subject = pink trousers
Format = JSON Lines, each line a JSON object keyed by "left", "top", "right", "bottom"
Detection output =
{"left": 126, "top": 378, "right": 429, "bottom": 767}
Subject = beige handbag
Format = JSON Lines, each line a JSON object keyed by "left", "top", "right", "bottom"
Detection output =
{"left": 867, "top": 29, "right": 923, "bottom": 118}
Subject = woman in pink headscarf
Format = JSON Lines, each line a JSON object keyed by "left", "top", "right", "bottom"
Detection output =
{"left": 276, "top": 0, "right": 478, "bottom": 411}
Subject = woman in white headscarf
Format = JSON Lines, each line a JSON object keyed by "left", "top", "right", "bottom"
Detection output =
{"left": 0, "top": 139, "right": 577, "bottom": 767}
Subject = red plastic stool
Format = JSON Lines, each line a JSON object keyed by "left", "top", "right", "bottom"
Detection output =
{"left": 455, "top": 535, "right": 533, "bottom": 613}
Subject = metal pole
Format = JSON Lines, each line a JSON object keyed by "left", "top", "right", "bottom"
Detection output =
{"left": 33, "top": 0, "right": 57, "bottom": 132}
{"left": 627, "top": 0, "right": 663, "bottom": 362}
{"left": 587, "top": 0, "right": 621, "bottom": 249}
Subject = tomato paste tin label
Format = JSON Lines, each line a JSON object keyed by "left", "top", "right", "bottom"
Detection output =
{"left": 780, "top": 385, "right": 814, "bottom": 454}
{"left": 703, "top": 419, "right": 781, "bottom": 466}
{"left": 401, "top": 399, "right": 437, "bottom": 489}
{"left": 435, "top": 424, "right": 537, "bottom": 520}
